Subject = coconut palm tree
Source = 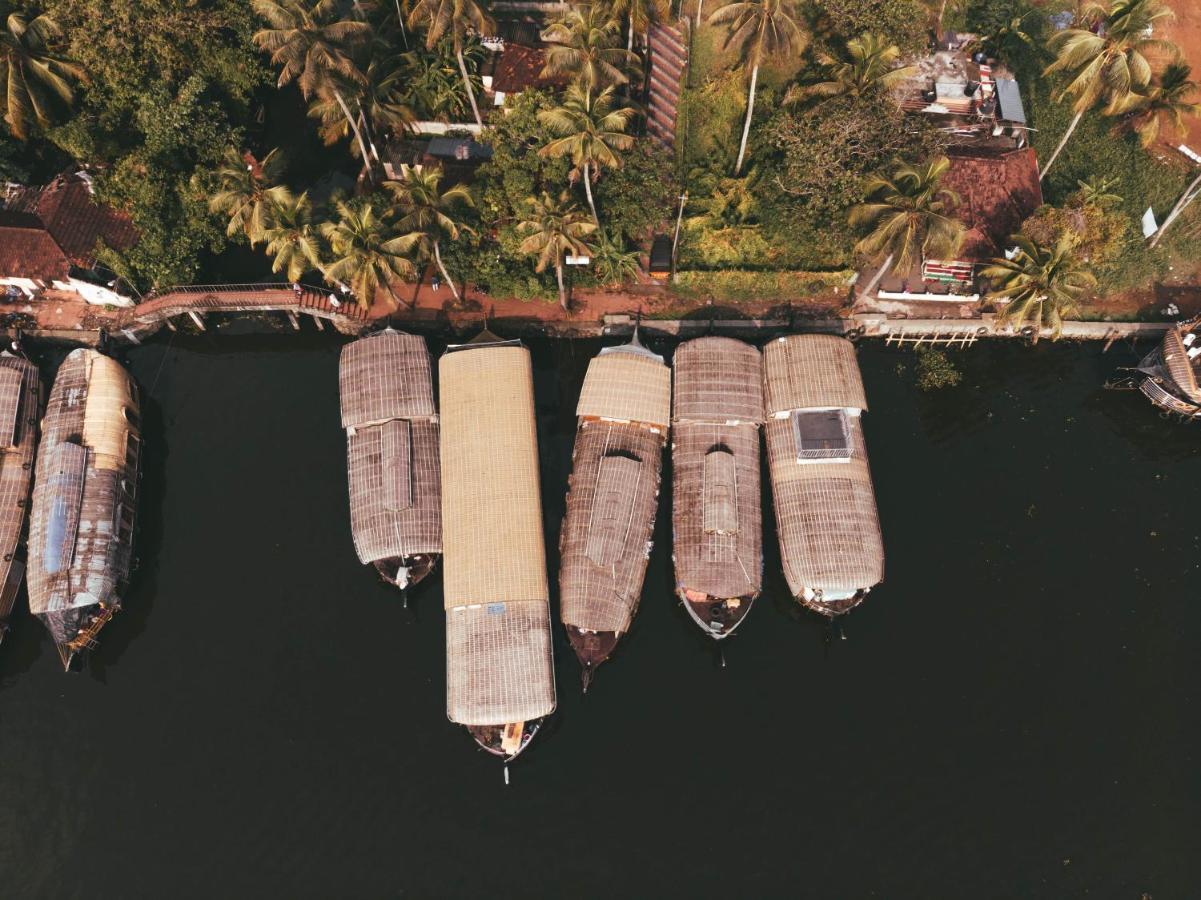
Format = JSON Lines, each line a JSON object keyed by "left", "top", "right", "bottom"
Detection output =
{"left": 407, "top": 0, "right": 494, "bottom": 126}
{"left": 919, "top": 0, "right": 964, "bottom": 40}
{"left": 538, "top": 84, "right": 636, "bottom": 225}
{"left": 208, "top": 147, "right": 294, "bottom": 247}
{"left": 982, "top": 234, "right": 1097, "bottom": 337}
{"left": 848, "top": 156, "right": 966, "bottom": 301}
{"left": 0, "top": 11, "right": 84, "bottom": 139}
{"left": 516, "top": 191, "right": 598, "bottom": 311}
{"left": 708, "top": 0, "right": 807, "bottom": 175}
{"left": 321, "top": 199, "right": 418, "bottom": 309}
{"left": 592, "top": 230, "right": 641, "bottom": 284}
{"left": 263, "top": 192, "right": 324, "bottom": 282}
{"left": 542, "top": 4, "right": 636, "bottom": 91}
{"left": 1123, "top": 61, "right": 1201, "bottom": 147}
{"left": 785, "top": 32, "right": 916, "bottom": 104}
{"left": 252, "top": 0, "right": 374, "bottom": 167}
{"left": 608, "top": 0, "right": 668, "bottom": 53}
{"left": 308, "top": 53, "right": 417, "bottom": 160}
{"left": 385, "top": 164, "right": 473, "bottom": 300}
{"left": 1041, "top": 0, "right": 1176, "bottom": 180}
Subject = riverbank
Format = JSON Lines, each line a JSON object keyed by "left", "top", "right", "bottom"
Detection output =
{"left": 5, "top": 274, "right": 1187, "bottom": 347}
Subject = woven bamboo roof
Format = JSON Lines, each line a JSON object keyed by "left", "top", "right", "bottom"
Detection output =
{"left": 341, "top": 332, "right": 441, "bottom": 566}
{"left": 672, "top": 422, "right": 762, "bottom": 599}
{"left": 1160, "top": 326, "right": 1201, "bottom": 405}
{"left": 763, "top": 337, "right": 883, "bottom": 595}
{"left": 340, "top": 331, "right": 437, "bottom": 428}
{"left": 28, "top": 350, "right": 139, "bottom": 629}
{"left": 446, "top": 601, "right": 555, "bottom": 725}
{"left": 0, "top": 355, "right": 39, "bottom": 621}
{"left": 559, "top": 422, "right": 664, "bottom": 634}
{"left": 763, "top": 335, "right": 867, "bottom": 414}
{"left": 439, "top": 340, "right": 554, "bottom": 725}
{"left": 576, "top": 345, "right": 671, "bottom": 429}
{"left": 673, "top": 337, "right": 764, "bottom": 424}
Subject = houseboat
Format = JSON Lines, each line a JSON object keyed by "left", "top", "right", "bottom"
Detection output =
{"left": 0, "top": 352, "right": 40, "bottom": 641}
{"left": 27, "top": 350, "right": 141, "bottom": 669}
{"left": 559, "top": 330, "right": 671, "bottom": 687}
{"left": 763, "top": 335, "right": 884, "bottom": 616}
{"left": 339, "top": 329, "right": 441, "bottom": 592}
{"left": 1136, "top": 319, "right": 1201, "bottom": 418}
{"left": 671, "top": 337, "right": 764, "bottom": 640}
{"left": 439, "top": 332, "right": 555, "bottom": 762}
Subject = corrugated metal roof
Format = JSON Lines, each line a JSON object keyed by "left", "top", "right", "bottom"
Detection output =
{"left": 996, "top": 78, "right": 1027, "bottom": 124}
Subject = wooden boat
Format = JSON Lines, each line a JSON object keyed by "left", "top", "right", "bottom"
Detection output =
{"left": 763, "top": 335, "right": 884, "bottom": 616}
{"left": 439, "top": 332, "right": 555, "bottom": 761}
{"left": 559, "top": 330, "right": 671, "bottom": 687}
{"left": 27, "top": 350, "right": 141, "bottom": 669}
{"left": 671, "top": 337, "right": 764, "bottom": 640}
{"left": 0, "top": 352, "right": 40, "bottom": 641}
{"left": 1135, "top": 318, "right": 1201, "bottom": 418}
{"left": 339, "top": 329, "right": 441, "bottom": 592}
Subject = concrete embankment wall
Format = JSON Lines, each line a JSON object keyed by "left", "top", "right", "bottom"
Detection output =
{"left": 11, "top": 312, "right": 1174, "bottom": 348}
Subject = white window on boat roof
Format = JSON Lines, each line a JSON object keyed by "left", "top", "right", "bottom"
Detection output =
{"left": 791, "top": 409, "right": 852, "bottom": 462}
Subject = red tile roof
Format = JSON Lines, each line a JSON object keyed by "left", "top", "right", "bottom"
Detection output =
{"left": 0, "top": 211, "right": 72, "bottom": 282}
{"left": 490, "top": 44, "right": 567, "bottom": 94}
{"left": 8, "top": 174, "right": 138, "bottom": 268}
{"left": 942, "top": 148, "right": 1043, "bottom": 260}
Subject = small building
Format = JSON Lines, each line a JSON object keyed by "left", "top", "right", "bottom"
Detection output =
{"left": 1137, "top": 320, "right": 1201, "bottom": 417}
{"left": 0, "top": 172, "right": 138, "bottom": 306}
{"left": 874, "top": 147, "right": 1043, "bottom": 303}
{"left": 894, "top": 46, "right": 1031, "bottom": 151}
{"left": 484, "top": 42, "right": 567, "bottom": 107}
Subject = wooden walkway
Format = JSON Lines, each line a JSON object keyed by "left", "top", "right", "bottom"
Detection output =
{"left": 111, "top": 282, "right": 369, "bottom": 340}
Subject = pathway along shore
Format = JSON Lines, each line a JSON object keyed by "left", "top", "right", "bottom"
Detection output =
{"left": 1, "top": 278, "right": 1175, "bottom": 347}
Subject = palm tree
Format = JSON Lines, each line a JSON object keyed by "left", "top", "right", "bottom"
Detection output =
{"left": 592, "top": 230, "right": 641, "bottom": 284}
{"left": 785, "top": 32, "right": 916, "bottom": 104}
{"left": 208, "top": 147, "right": 294, "bottom": 247}
{"left": 1123, "top": 61, "right": 1201, "bottom": 147}
{"left": 1041, "top": 0, "right": 1176, "bottom": 180}
{"left": 708, "top": 0, "right": 807, "bottom": 175}
{"left": 1076, "top": 174, "right": 1123, "bottom": 207}
{"left": 538, "top": 84, "right": 635, "bottom": 225}
{"left": 848, "top": 156, "right": 966, "bottom": 301}
{"left": 0, "top": 11, "right": 84, "bottom": 139}
{"left": 982, "top": 235, "right": 1097, "bottom": 337}
{"left": 541, "top": 4, "right": 636, "bottom": 91}
{"left": 263, "top": 192, "right": 324, "bottom": 282}
{"left": 252, "top": 0, "right": 374, "bottom": 168}
{"left": 608, "top": 0, "right": 668, "bottom": 53}
{"left": 516, "top": 191, "right": 598, "bottom": 311}
{"left": 919, "top": 0, "right": 964, "bottom": 39}
{"left": 308, "top": 55, "right": 416, "bottom": 160}
{"left": 407, "top": 0, "right": 494, "bottom": 126}
{"left": 385, "top": 164, "right": 473, "bottom": 300}
{"left": 321, "top": 200, "right": 417, "bottom": 309}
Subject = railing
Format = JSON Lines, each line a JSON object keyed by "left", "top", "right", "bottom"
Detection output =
{"left": 120, "top": 281, "right": 369, "bottom": 327}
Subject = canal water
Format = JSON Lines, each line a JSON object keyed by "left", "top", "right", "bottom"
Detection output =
{"left": 1, "top": 331, "right": 1197, "bottom": 897}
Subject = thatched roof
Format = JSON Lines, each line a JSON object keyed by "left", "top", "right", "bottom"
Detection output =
{"left": 341, "top": 332, "right": 441, "bottom": 566}
{"left": 762, "top": 338, "right": 884, "bottom": 595}
{"left": 763, "top": 335, "right": 867, "bottom": 414}
{"left": 340, "top": 331, "right": 437, "bottom": 429}
{"left": 439, "top": 341, "right": 554, "bottom": 725}
{"left": 28, "top": 350, "right": 139, "bottom": 636}
{"left": 0, "top": 355, "right": 39, "bottom": 621}
{"left": 576, "top": 345, "right": 671, "bottom": 430}
{"left": 1160, "top": 326, "right": 1201, "bottom": 405}
{"left": 672, "top": 337, "right": 764, "bottom": 425}
{"left": 671, "top": 422, "right": 762, "bottom": 600}
{"left": 559, "top": 422, "right": 664, "bottom": 634}
{"left": 446, "top": 601, "right": 555, "bottom": 726}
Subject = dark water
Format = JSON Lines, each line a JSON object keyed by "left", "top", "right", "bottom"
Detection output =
{"left": 1, "top": 332, "right": 1198, "bottom": 898}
